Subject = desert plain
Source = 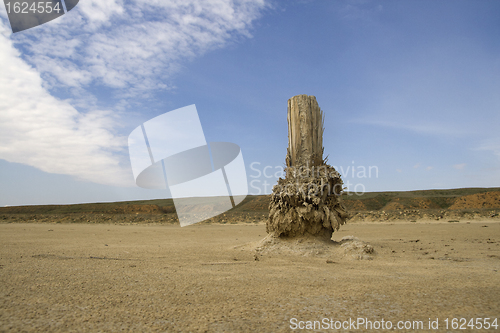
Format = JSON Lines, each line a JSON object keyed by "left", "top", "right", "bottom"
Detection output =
{"left": 1, "top": 190, "right": 500, "bottom": 332}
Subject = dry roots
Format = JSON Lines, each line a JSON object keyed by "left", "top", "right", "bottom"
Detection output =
{"left": 267, "top": 165, "right": 349, "bottom": 239}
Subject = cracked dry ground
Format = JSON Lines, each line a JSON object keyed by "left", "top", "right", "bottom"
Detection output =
{"left": 0, "top": 221, "right": 499, "bottom": 332}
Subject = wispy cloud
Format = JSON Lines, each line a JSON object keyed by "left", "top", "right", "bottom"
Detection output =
{"left": 11, "top": 0, "right": 268, "bottom": 96}
{"left": 351, "top": 119, "right": 466, "bottom": 137}
{"left": 0, "top": 22, "right": 131, "bottom": 186}
{"left": 453, "top": 163, "right": 466, "bottom": 170}
{"left": 338, "top": 0, "right": 383, "bottom": 20}
{"left": 476, "top": 138, "right": 500, "bottom": 159}
{"left": 0, "top": 0, "right": 268, "bottom": 186}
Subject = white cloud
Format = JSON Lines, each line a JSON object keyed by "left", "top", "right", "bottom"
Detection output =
{"left": 426, "top": 166, "right": 433, "bottom": 170}
{"left": 0, "top": 21, "right": 131, "bottom": 186}
{"left": 12, "top": 0, "right": 268, "bottom": 95}
{"left": 0, "top": 0, "right": 267, "bottom": 186}
{"left": 413, "top": 163, "right": 420, "bottom": 169}
{"left": 453, "top": 163, "right": 466, "bottom": 170}
{"left": 78, "top": 0, "right": 125, "bottom": 28}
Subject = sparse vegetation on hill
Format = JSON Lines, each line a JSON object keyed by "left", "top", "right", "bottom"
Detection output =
{"left": 342, "top": 188, "right": 500, "bottom": 222}
{"left": 1, "top": 187, "right": 499, "bottom": 224}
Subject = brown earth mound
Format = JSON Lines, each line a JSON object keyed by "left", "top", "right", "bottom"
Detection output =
{"left": 449, "top": 191, "right": 500, "bottom": 210}
{"left": 237, "top": 196, "right": 269, "bottom": 211}
{"left": 382, "top": 201, "right": 406, "bottom": 211}
{"left": 383, "top": 197, "right": 441, "bottom": 211}
{"left": 343, "top": 200, "right": 367, "bottom": 211}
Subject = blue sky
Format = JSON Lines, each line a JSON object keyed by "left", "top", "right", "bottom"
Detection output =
{"left": 1, "top": 0, "right": 499, "bottom": 206}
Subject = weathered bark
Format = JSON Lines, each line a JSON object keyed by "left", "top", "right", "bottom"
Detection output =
{"left": 267, "top": 95, "right": 348, "bottom": 239}
{"left": 286, "top": 95, "right": 324, "bottom": 169}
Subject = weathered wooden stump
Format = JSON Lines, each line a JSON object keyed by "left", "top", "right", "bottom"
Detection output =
{"left": 267, "top": 95, "right": 349, "bottom": 239}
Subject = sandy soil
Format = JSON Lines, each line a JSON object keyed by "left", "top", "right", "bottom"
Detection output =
{"left": 0, "top": 221, "right": 499, "bottom": 332}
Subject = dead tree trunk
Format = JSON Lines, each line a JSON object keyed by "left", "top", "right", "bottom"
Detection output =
{"left": 286, "top": 95, "right": 325, "bottom": 169}
{"left": 267, "top": 95, "right": 349, "bottom": 239}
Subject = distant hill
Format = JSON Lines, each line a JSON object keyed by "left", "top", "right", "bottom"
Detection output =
{"left": 1, "top": 187, "right": 499, "bottom": 224}
{"left": 342, "top": 187, "right": 500, "bottom": 211}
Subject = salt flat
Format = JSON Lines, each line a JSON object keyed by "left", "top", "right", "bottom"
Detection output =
{"left": 0, "top": 221, "right": 499, "bottom": 332}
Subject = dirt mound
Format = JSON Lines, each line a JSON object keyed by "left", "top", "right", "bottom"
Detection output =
{"left": 382, "top": 197, "right": 440, "bottom": 211}
{"left": 382, "top": 201, "right": 406, "bottom": 211}
{"left": 238, "top": 196, "right": 269, "bottom": 211}
{"left": 343, "top": 200, "right": 367, "bottom": 211}
{"left": 250, "top": 235, "right": 374, "bottom": 260}
{"left": 338, "top": 236, "right": 375, "bottom": 260}
{"left": 448, "top": 191, "right": 500, "bottom": 210}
